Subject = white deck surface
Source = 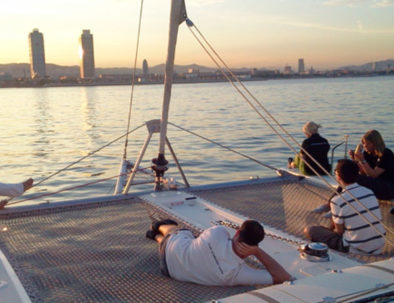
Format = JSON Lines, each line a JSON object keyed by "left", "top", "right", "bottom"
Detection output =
{"left": 216, "top": 258, "right": 394, "bottom": 303}
{"left": 0, "top": 249, "right": 31, "bottom": 303}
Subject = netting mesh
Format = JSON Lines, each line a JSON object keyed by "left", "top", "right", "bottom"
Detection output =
{"left": 0, "top": 178, "right": 392, "bottom": 302}
{"left": 189, "top": 178, "right": 393, "bottom": 261}
{"left": 0, "top": 200, "right": 253, "bottom": 303}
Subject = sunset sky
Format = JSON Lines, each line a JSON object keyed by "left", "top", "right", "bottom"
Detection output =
{"left": 1, "top": 0, "right": 393, "bottom": 70}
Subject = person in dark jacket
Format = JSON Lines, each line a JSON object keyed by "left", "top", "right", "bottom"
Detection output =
{"left": 289, "top": 121, "right": 331, "bottom": 175}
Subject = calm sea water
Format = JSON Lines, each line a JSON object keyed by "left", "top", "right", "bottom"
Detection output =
{"left": 1, "top": 76, "right": 393, "bottom": 205}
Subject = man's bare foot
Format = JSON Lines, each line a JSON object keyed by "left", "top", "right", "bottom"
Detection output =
{"left": 23, "top": 178, "right": 34, "bottom": 191}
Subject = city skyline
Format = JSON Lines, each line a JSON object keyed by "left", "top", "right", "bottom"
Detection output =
{"left": 1, "top": 0, "right": 394, "bottom": 70}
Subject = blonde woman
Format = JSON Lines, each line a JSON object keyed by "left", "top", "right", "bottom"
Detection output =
{"left": 349, "top": 129, "right": 394, "bottom": 200}
{"left": 289, "top": 121, "right": 331, "bottom": 175}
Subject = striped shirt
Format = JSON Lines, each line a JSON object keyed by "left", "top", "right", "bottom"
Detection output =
{"left": 330, "top": 184, "right": 385, "bottom": 254}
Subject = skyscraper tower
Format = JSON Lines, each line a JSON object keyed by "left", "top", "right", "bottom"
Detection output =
{"left": 142, "top": 59, "right": 149, "bottom": 79}
{"left": 79, "top": 30, "right": 95, "bottom": 79}
{"left": 298, "top": 58, "right": 305, "bottom": 74}
{"left": 28, "top": 29, "right": 46, "bottom": 79}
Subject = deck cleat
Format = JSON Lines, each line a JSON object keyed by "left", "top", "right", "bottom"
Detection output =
{"left": 299, "top": 242, "right": 330, "bottom": 262}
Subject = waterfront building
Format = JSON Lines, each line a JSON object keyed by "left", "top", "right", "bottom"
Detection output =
{"left": 79, "top": 30, "right": 95, "bottom": 79}
{"left": 283, "top": 65, "right": 292, "bottom": 74}
{"left": 28, "top": 29, "right": 46, "bottom": 79}
{"left": 298, "top": 58, "right": 305, "bottom": 74}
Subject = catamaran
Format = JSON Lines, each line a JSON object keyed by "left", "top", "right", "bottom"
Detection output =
{"left": 0, "top": 1, "right": 392, "bottom": 302}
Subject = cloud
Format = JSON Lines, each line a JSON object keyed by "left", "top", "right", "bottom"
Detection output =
{"left": 356, "top": 21, "right": 363, "bottom": 31}
{"left": 323, "top": 0, "right": 369, "bottom": 6}
{"left": 373, "top": 0, "right": 394, "bottom": 7}
{"left": 323, "top": 0, "right": 394, "bottom": 6}
{"left": 272, "top": 19, "right": 394, "bottom": 34}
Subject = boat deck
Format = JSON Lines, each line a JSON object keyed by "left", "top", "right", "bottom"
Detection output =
{"left": 0, "top": 178, "right": 392, "bottom": 303}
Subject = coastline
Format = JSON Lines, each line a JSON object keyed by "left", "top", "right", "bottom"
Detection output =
{"left": 1, "top": 72, "right": 393, "bottom": 89}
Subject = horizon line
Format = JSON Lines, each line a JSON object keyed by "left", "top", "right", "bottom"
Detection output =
{"left": 1, "top": 58, "right": 393, "bottom": 71}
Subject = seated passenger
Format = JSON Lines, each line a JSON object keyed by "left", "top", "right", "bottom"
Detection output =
{"left": 288, "top": 121, "right": 331, "bottom": 175}
{"left": 146, "top": 219, "right": 292, "bottom": 286}
{"left": 305, "top": 159, "right": 385, "bottom": 255}
{"left": 349, "top": 129, "right": 394, "bottom": 201}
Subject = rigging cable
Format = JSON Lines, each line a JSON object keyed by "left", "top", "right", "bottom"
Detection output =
{"left": 169, "top": 120, "right": 392, "bottom": 243}
{"left": 185, "top": 19, "right": 392, "bottom": 244}
{"left": 186, "top": 19, "right": 334, "bottom": 181}
{"left": 34, "top": 123, "right": 145, "bottom": 187}
{"left": 168, "top": 122, "right": 278, "bottom": 171}
{"left": 7, "top": 166, "right": 153, "bottom": 206}
{"left": 122, "top": 0, "right": 145, "bottom": 160}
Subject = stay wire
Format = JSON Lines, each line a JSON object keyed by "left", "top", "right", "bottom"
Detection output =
{"left": 34, "top": 123, "right": 145, "bottom": 187}
{"left": 186, "top": 20, "right": 391, "bottom": 243}
{"left": 188, "top": 19, "right": 335, "bottom": 182}
{"left": 168, "top": 122, "right": 278, "bottom": 171}
{"left": 123, "top": 0, "right": 145, "bottom": 160}
{"left": 188, "top": 20, "right": 334, "bottom": 181}
{"left": 186, "top": 21, "right": 299, "bottom": 160}
{"left": 9, "top": 165, "right": 153, "bottom": 206}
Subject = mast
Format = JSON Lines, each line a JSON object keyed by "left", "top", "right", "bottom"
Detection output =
{"left": 152, "top": 0, "right": 187, "bottom": 190}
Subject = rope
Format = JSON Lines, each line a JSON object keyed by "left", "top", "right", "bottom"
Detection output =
{"left": 9, "top": 166, "right": 153, "bottom": 206}
{"left": 187, "top": 19, "right": 340, "bottom": 185}
{"left": 213, "top": 220, "right": 304, "bottom": 246}
{"left": 34, "top": 123, "right": 145, "bottom": 187}
{"left": 185, "top": 19, "right": 391, "bottom": 245}
{"left": 8, "top": 173, "right": 125, "bottom": 206}
{"left": 122, "top": 0, "right": 145, "bottom": 160}
{"left": 187, "top": 19, "right": 336, "bottom": 185}
{"left": 168, "top": 122, "right": 278, "bottom": 171}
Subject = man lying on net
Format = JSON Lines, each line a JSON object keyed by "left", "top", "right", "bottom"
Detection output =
{"left": 146, "top": 219, "right": 292, "bottom": 286}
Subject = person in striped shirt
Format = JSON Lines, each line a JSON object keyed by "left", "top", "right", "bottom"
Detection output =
{"left": 304, "top": 159, "right": 385, "bottom": 254}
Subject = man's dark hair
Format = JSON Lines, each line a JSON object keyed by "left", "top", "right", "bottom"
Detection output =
{"left": 238, "top": 220, "right": 265, "bottom": 246}
{"left": 335, "top": 159, "right": 359, "bottom": 184}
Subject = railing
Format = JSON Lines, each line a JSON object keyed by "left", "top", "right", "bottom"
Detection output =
{"left": 330, "top": 135, "right": 349, "bottom": 174}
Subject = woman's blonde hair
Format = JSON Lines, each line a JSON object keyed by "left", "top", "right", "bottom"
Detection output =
{"left": 303, "top": 121, "right": 321, "bottom": 136}
{"left": 362, "top": 130, "right": 385, "bottom": 157}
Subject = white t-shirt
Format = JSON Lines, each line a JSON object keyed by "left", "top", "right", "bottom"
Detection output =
{"left": 331, "top": 184, "right": 385, "bottom": 254}
{"left": 165, "top": 226, "right": 273, "bottom": 286}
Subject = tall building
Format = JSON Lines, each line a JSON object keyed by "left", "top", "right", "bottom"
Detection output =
{"left": 79, "top": 30, "right": 95, "bottom": 79}
{"left": 28, "top": 29, "right": 46, "bottom": 79}
{"left": 298, "top": 58, "right": 305, "bottom": 74}
{"left": 371, "top": 62, "right": 377, "bottom": 71}
{"left": 142, "top": 59, "right": 149, "bottom": 79}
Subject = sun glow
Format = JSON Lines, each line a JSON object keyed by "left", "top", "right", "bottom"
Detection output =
{"left": 78, "top": 46, "right": 84, "bottom": 60}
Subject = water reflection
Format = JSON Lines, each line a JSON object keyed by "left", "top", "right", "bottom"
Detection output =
{"left": 81, "top": 87, "right": 97, "bottom": 133}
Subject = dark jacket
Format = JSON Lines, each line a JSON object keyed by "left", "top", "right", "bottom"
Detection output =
{"left": 301, "top": 134, "right": 331, "bottom": 175}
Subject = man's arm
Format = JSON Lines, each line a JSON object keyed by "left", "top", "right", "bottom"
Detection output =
{"left": 236, "top": 242, "right": 292, "bottom": 284}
